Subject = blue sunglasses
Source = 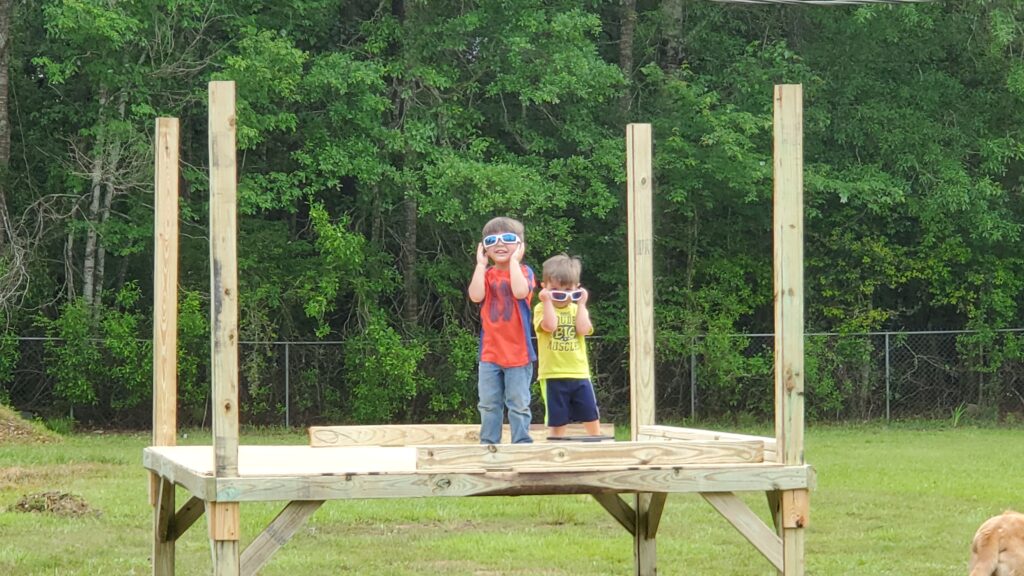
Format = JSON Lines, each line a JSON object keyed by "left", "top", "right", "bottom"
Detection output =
{"left": 483, "top": 233, "right": 521, "bottom": 248}
{"left": 549, "top": 290, "right": 584, "bottom": 302}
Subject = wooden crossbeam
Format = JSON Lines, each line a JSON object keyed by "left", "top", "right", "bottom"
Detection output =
{"left": 309, "top": 423, "right": 615, "bottom": 447}
{"left": 415, "top": 440, "right": 762, "bottom": 472}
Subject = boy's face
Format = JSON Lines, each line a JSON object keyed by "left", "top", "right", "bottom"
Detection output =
{"left": 544, "top": 280, "right": 580, "bottom": 308}
{"left": 483, "top": 231, "right": 521, "bottom": 265}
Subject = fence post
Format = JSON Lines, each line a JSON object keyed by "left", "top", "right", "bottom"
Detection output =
{"left": 884, "top": 332, "right": 891, "bottom": 422}
{"left": 284, "top": 342, "right": 290, "bottom": 429}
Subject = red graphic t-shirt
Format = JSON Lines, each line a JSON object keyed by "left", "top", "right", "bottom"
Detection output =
{"left": 479, "top": 265, "right": 536, "bottom": 367}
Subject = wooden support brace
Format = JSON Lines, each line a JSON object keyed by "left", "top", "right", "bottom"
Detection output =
{"left": 240, "top": 500, "right": 323, "bottom": 576}
{"left": 591, "top": 493, "right": 636, "bottom": 535}
{"left": 169, "top": 496, "right": 205, "bottom": 542}
{"left": 702, "top": 492, "right": 783, "bottom": 571}
{"left": 646, "top": 492, "right": 667, "bottom": 539}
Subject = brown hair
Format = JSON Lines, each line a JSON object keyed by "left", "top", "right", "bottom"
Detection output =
{"left": 482, "top": 217, "right": 525, "bottom": 240}
{"left": 542, "top": 254, "right": 581, "bottom": 285}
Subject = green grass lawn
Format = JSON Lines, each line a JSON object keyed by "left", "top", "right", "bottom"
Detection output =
{"left": 1, "top": 423, "right": 1020, "bottom": 575}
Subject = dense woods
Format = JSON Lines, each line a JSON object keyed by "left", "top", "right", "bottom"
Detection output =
{"left": 2, "top": 0, "right": 1023, "bottom": 426}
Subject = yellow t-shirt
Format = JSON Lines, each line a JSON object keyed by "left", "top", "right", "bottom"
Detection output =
{"left": 533, "top": 302, "right": 591, "bottom": 379}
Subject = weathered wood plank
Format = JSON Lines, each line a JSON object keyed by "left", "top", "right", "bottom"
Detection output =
{"left": 638, "top": 425, "right": 777, "bottom": 461}
{"left": 240, "top": 501, "right": 323, "bottom": 576}
{"left": 592, "top": 493, "right": 636, "bottom": 535}
{"left": 702, "top": 491, "right": 783, "bottom": 571}
{"left": 144, "top": 448, "right": 216, "bottom": 501}
{"left": 209, "top": 80, "right": 239, "bottom": 478}
{"left": 309, "top": 423, "right": 615, "bottom": 446}
{"left": 415, "top": 440, "right": 763, "bottom": 472}
{"left": 213, "top": 465, "right": 814, "bottom": 502}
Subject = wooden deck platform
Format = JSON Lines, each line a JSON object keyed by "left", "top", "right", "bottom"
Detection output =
{"left": 143, "top": 441, "right": 814, "bottom": 503}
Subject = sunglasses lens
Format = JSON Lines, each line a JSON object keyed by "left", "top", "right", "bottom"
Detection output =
{"left": 500, "top": 233, "right": 519, "bottom": 243}
{"left": 483, "top": 235, "right": 498, "bottom": 247}
{"left": 550, "top": 291, "right": 567, "bottom": 301}
{"left": 571, "top": 291, "right": 583, "bottom": 301}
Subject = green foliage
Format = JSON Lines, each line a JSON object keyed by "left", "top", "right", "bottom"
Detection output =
{"left": 345, "top": 313, "right": 425, "bottom": 423}
{"left": 37, "top": 284, "right": 151, "bottom": 418}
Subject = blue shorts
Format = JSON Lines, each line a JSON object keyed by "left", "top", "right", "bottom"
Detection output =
{"left": 544, "top": 378, "right": 599, "bottom": 427}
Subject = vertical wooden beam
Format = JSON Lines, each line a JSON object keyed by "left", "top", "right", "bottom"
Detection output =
{"left": 152, "top": 117, "right": 179, "bottom": 576}
{"left": 154, "top": 478, "right": 175, "bottom": 576}
{"left": 209, "top": 80, "right": 240, "bottom": 575}
{"left": 626, "top": 123, "right": 657, "bottom": 576}
{"left": 773, "top": 84, "right": 806, "bottom": 576}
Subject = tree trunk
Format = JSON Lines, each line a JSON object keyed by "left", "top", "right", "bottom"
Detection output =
{"left": 81, "top": 91, "right": 111, "bottom": 308}
{"left": 619, "top": 0, "right": 636, "bottom": 117}
{"left": 661, "top": 0, "right": 686, "bottom": 71}
{"left": 391, "top": 0, "right": 419, "bottom": 331}
{"left": 0, "top": 0, "right": 12, "bottom": 251}
{"left": 93, "top": 93, "right": 128, "bottom": 309}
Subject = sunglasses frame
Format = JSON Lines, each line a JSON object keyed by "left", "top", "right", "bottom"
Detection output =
{"left": 482, "top": 233, "right": 521, "bottom": 248}
{"left": 548, "top": 289, "right": 584, "bottom": 302}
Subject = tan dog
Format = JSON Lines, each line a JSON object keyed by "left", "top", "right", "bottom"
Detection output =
{"left": 970, "top": 511, "right": 1024, "bottom": 576}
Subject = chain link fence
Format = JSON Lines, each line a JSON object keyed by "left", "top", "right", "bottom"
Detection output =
{"left": 5, "top": 330, "right": 1024, "bottom": 427}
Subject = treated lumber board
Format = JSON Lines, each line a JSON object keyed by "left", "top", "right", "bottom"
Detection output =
{"left": 646, "top": 492, "right": 667, "bottom": 538}
{"left": 638, "top": 425, "right": 777, "bottom": 460}
{"left": 310, "top": 424, "right": 480, "bottom": 446}
{"left": 170, "top": 496, "right": 205, "bottom": 541}
{"left": 151, "top": 117, "right": 179, "bottom": 507}
{"left": 209, "top": 80, "right": 240, "bottom": 478}
{"left": 143, "top": 448, "right": 216, "bottom": 500}
{"left": 240, "top": 500, "right": 323, "bottom": 576}
{"left": 207, "top": 501, "right": 240, "bottom": 541}
{"left": 213, "top": 464, "right": 815, "bottom": 502}
{"left": 592, "top": 493, "right": 636, "bottom": 535}
{"left": 702, "top": 491, "right": 783, "bottom": 571}
{"left": 309, "top": 423, "right": 616, "bottom": 446}
{"left": 415, "top": 440, "right": 763, "bottom": 472}
{"left": 773, "top": 83, "right": 805, "bottom": 467}
{"left": 153, "top": 478, "right": 175, "bottom": 576}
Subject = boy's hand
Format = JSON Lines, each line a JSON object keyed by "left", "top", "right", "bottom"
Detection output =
{"left": 577, "top": 287, "right": 589, "bottom": 305}
{"left": 510, "top": 242, "right": 524, "bottom": 264}
{"left": 538, "top": 288, "right": 550, "bottom": 302}
{"left": 476, "top": 243, "right": 489, "bottom": 266}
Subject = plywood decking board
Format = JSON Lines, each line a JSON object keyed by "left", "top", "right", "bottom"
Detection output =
{"left": 144, "top": 444, "right": 813, "bottom": 502}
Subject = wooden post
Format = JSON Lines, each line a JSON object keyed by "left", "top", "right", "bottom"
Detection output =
{"left": 152, "top": 117, "right": 179, "bottom": 576}
{"left": 209, "top": 80, "right": 241, "bottom": 575}
{"left": 626, "top": 123, "right": 658, "bottom": 576}
{"left": 773, "top": 84, "right": 806, "bottom": 576}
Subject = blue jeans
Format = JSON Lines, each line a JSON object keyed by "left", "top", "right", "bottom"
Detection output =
{"left": 477, "top": 362, "right": 533, "bottom": 444}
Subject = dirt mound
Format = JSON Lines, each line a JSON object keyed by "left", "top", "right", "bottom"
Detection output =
{"left": 0, "top": 405, "right": 60, "bottom": 444}
{"left": 11, "top": 491, "right": 100, "bottom": 518}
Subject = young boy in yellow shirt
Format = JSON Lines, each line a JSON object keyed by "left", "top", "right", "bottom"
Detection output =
{"left": 533, "top": 254, "right": 601, "bottom": 438}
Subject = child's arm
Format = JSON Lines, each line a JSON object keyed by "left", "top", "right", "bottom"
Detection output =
{"left": 576, "top": 289, "right": 593, "bottom": 336}
{"left": 508, "top": 242, "right": 530, "bottom": 299}
{"left": 537, "top": 289, "right": 558, "bottom": 333}
{"left": 468, "top": 243, "right": 488, "bottom": 303}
